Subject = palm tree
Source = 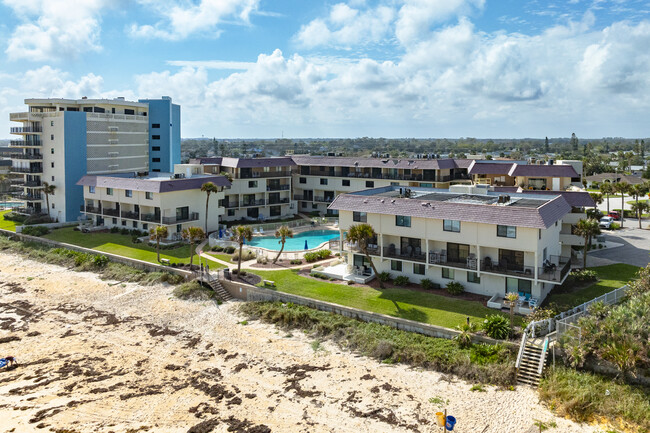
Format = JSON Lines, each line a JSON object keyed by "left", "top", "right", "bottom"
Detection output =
{"left": 505, "top": 292, "right": 519, "bottom": 333}
{"left": 630, "top": 183, "right": 649, "bottom": 228}
{"left": 345, "top": 223, "right": 383, "bottom": 288}
{"left": 200, "top": 182, "right": 220, "bottom": 233}
{"left": 613, "top": 182, "right": 630, "bottom": 227}
{"left": 599, "top": 182, "right": 614, "bottom": 215}
{"left": 149, "top": 225, "right": 169, "bottom": 263}
{"left": 231, "top": 225, "right": 253, "bottom": 275}
{"left": 42, "top": 181, "right": 56, "bottom": 218}
{"left": 273, "top": 225, "right": 293, "bottom": 264}
{"left": 574, "top": 219, "right": 601, "bottom": 269}
{"left": 630, "top": 201, "right": 650, "bottom": 229}
{"left": 589, "top": 192, "right": 603, "bottom": 209}
{"left": 182, "top": 226, "right": 206, "bottom": 270}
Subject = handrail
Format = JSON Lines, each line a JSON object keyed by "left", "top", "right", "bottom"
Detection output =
{"left": 515, "top": 331, "right": 528, "bottom": 370}
{"left": 538, "top": 337, "right": 549, "bottom": 375}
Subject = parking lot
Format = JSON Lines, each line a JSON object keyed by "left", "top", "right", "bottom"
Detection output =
{"left": 588, "top": 223, "right": 650, "bottom": 268}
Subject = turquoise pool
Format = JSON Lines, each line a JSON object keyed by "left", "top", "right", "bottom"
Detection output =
{"left": 247, "top": 229, "right": 339, "bottom": 251}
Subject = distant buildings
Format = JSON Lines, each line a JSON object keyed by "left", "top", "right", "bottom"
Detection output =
{"left": 9, "top": 97, "right": 180, "bottom": 222}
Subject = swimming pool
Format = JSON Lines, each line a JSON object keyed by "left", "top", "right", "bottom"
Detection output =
{"left": 0, "top": 202, "right": 22, "bottom": 209}
{"left": 247, "top": 229, "right": 339, "bottom": 251}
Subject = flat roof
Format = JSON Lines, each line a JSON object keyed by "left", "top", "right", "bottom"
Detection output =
{"left": 189, "top": 157, "right": 295, "bottom": 168}
{"left": 77, "top": 173, "right": 231, "bottom": 193}
{"left": 291, "top": 155, "right": 461, "bottom": 170}
{"left": 25, "top": 98, "right": 147, "bottom": 108}
{"left": 329, "top": 186, "right": 571, "bottom": 229}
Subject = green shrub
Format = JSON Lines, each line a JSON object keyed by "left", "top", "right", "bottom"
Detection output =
{"left": 610, "top": 222, "right": 620, "bottom": 230}
{"left": 119, "top": 228, "right": 130, "bottom": 235}
{"left": 173, "top": 281, "right": 216, "bottom": 300}
{"left": 304, "top": 252, "right": 319, "bottom": 262}
{"left": 21, "top": 226, "right": 50, "bottom": 237}
{"left": 290, "top": 259, "right": 302, "bottom": 265}
{"left": 446, "top": 281, "right": 465, "bottom": 295}
{"left": 232, "top": 249, "right": 256, "bottom": 262}
{"left": 110, "top": 227, "right": 119, "bottom": 233}
{"left": 570, "top": 269, "right": 598, "bottom": 283}
{"left": 317, "top": 249, "right": 331, "bottom": 260}
{"left": 483, "top": 315, "right": 510, "bottom": 340}
{"left": 394, "top": 275, "right": 409, "bottom": 286}
{"left": 3, "top": 212, "right": 26, "bottom": 223}
{"left": 420, "top": 278, "right": 437, "bottom": 290}
{"left": 378, "top": 272, "right": 391, "bottom": 282}
{"left": 211, "top": 246, "right": 224, "bottom": 252}
{"left": 224, "top": 246, "right": 236, "bottom": 254}
{"left": 24, "top": 214, "right": 52, "bottom": 225}
{"left": 93, "top": 254, "right": 109, "bottom": 268}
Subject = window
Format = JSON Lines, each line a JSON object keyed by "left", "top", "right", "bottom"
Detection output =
{"left": 413, "top": 263, "right": 425, "bottom": 275}
{"left": 270, "top": 205, "right": 281, "bottom": 217}
{"left": 442, "top": 268, "right": 455, "bottom": 279}
{"left": 301, "top": 201, "right": 307, "bottom": 209}
{"left": 121, "top": 220, "right": 127, "bottom": 226}
{"left": 467, "top": 272, "right": 481, "bottom": 284}
{"left": 152, "top": 135, "right": 160, "bottom": 140}
{"left": 106, "top": 188, "right": 113, "bottom": 196}
{"left": 312, "top": 204, "right": 318, "bottom": 209}
{"left": 124, "top": 109, "right": 134, "bottom": 115}
{"left": 112, "top": 218, "right": 117, "bottom": 224}
{"left": 88, "top": 186, "right": 95, "bottom": 194}
{"left": 443, "top": 220, "right": 460, "bottom": 232}
{"left": 145, "top": 192, "right": 153, "bottom": 200}
{"left": 132, "top": 221, "right": 138, "bottom": 228}
{"left": 396, "top": 215, "right": 411, "bottom": 227}
{"left": 51, "top": 162, "right": 54, "bottom": 168}
{"left": 143, "top": 223, "right": 148, "bottom": 230}
{"left": 320, "top": 178, "right": 328, "bottom": 185}
{"left": 51, "top": 148, "right": 54, "bottom": 154}
{"left": 152, "top": 169, "right": 160, "bottom": 172}
{"left": 497, "top": 225, "right": 516, "bottom": 238}
{"left": 391, "top": 260, "right": 402, "bottom": 272}
{"left": 342, "top": 179, "right": 350, "bottom": 186}
{"left": 420, "top": 183, "right": 433, "bottom": 188}
{"left": 125, "top": 190, "right": 132, "bottom": 198}
{"left": 248, "top": 180, "right": 258, "bottom": 188}
{"left": 353, "top": 211, "right": 367, "bottom": 222}
{"left": 152, "top": 123, "right": 160, "bottom": 128}
{"left": 51, "top": 134, "right": 54, "bottom": 140}
{"left": 447, "top": 243, "right": 469, "bottom": 264}
{"left": 152, "top": 146, "right": 160, "bottom": 151}
{"left": 506, "top": 277, "right": 532, "bottom": 295}
{"left": 51, "top": 203, "right": 55, "bottom": 209}
{"left": 227, "top": 209, "right": 236, "bottom": 216}
{"left": 152, "top": 158, "right": 160, "bottom": 162}
{"left": 51, "top": 176, "right": 55, "bottom": 181}
{"left": 50, "top": 121, "right": 54, "bottom": 127}
{"left": 366, "top": 181, "right": 374, "bottom": 188}
{"left": 543, "top": 247, "right": 548, "bottom": 262}
{"left": 539, "top": 229, "right": 541, "bottom": 239}
{"left": 390, "top": 182, "right": 399, "bottom": 186}
{"left": 83, "top": 107, "right": 92, "bottom": 112}
{"left": 299, "top": 177, "right": 306, "bottom": 184}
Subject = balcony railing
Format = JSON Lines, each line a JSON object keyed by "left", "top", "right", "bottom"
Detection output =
{"left": 24, "top": 180, "right": 42, "bottom": 187}
{"left": 429, "top": 254, "right": 478, "bottom": 271}
{"left": 103, "top": 208, "right": 120, "bottom": 217}
{"left": 537, "top": 256, "right": 571, "bottom": 282}
{"left": 141, "top": 213, "right": 160, "bottom": 222}
{"left": 10, "top": 139, "right": 42, "bottom": 147}
{"left": 161, "top": 212, "right": 199, "bottom": 225}
{"left": 240, "top": 199, "right": 265, "bottom": 207}
{"left": 223, "top": 202, "right": 239, "bottom": 208}
{"left": 11, "top": 153, "right": 43, "bottom": 160}
{"left": 293, "top": 194, "right": 308, "bottom": 201}
{"left": 480, "top": 259, "right": 535, "bottom": 278}
{"left": 239, "top": 171, "right": 292, "bottom": 179}
{"left": 14, "top": 207, "right": 43, "bottom": 215}
{"left": 11, "top": 167, "right": 43, "bottom": 174}
{"left": 121, "top": 210, "right": 139, "bottom": 220}
{"left": 10, "top": 126, "right": 42, "bottom": 134}
{"left": 266, "top": 184, "right": 290, "bottom": 191}
{"left": 12, "top": 192, "right": 42, "bottom": 201}
{"left": 383, "top": 246, "right": 426, "bottom": 262}
{"left": 314, "top": 196, "right": 335, "bottom": 203}
{"left": 81, "top": 205, "right": 101, "bottom": 214}
{"left": 268, "top": 197, "right": 290, "bottom": 205}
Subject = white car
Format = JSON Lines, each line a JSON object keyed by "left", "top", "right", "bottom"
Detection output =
{"left": 599, "top": 216, "right": 614, "bottom": 229}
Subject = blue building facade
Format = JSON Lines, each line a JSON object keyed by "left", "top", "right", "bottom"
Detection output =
{"left": 139, "top": 97, "right": 181, "bottom": 173}
{"left": 63, "top": 111, "right": 87, "bottom": 222}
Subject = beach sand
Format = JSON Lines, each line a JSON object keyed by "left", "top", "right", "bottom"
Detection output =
{"left": 0, "top": 252, "right": 600, "bottom": 433}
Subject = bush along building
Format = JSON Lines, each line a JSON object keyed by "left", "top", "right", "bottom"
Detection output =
{"left": 9, "top": 97, "right": 180, "bottom": 222}
{"left": 329, "top": 184, "right": 581, "bottom": 306}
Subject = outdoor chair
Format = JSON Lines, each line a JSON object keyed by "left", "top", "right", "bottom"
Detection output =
{"left": 528, "top": 298, "right": 538, "bottom": 309}
{"left": 484, "top": 257, "right": 493, "bottom": 270}
{"left": 388, "top": 244, "right": 396, "bottom": 255}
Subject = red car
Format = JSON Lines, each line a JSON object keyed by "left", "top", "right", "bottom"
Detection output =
{"left": 608, "top": 211, "right": 621, "bottom": 221}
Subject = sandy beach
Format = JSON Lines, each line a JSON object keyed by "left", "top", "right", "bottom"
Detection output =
{"left": 0, "top": 252, "right": 600, "bottom": 433}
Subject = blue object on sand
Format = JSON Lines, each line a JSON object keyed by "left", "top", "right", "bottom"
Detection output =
{"left": 445, "top": 416, "right": 457, "bottom": 430}
{"left": 0, "top": 359, "right": 7, "bottom": 368}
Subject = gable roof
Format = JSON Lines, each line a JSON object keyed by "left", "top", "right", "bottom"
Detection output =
{"left": 290, "top": 155, "right": 462, "bottom": 170}
{"left": 468, "top": 161, "right": 515, "bottom": 175}
{"left": 219, "top": 157, "right": 296, "bottom": 168}
{"left": 77, "top": 174, "right": 231, "bottom": 193}
{"left": 508, "top": 164, "right": 579, "bottom": 178}
{"left": 584, "top": 173, "right": 645, "bottom": 185}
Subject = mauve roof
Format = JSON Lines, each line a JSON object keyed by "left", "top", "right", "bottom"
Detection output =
{"left": 290, "top": 155, "right": 462, "bottom": 170}
{"left": 190, "top": 157, "right": 222, "bottom": 165}
{"left": 77, "top": 174, "right": 231, "bottom": 193}
{"left": 519, "top": 190, "right": 596, "bottom": 208}
{"left": 468, "top": 161, "right": 515, "bottom": 175}
{"left": 220, "top": 157, "right": 296, "bottom": 168}
{"left": 584, "top": 173, "right": 645, "bottom": 185}
{"left": 328, "top": 192, "right": 571, "bottom": 229}
{"left": 508, "top": 164, "right": 579, "bottom": 178}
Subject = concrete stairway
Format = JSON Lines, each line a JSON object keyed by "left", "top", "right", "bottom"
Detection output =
{"left": 516, "top": 339, "right": 548, "bottom": 386}
{"left": 204, "top": 274, "right": 234, "bottom": 302}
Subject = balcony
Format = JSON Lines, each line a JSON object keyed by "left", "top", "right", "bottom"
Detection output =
{"left": 314, "top": 196, "right": 335, "bottom": 203}
{"left": 538, "top": 256, "right": 572, "bottom": 282}
{"left": 162, "top": 212, "right": 199, "bottom": 225}
{"left": 478, "top": 255, "right": 571, "bottom": 283}
{"left": 103, "top": 208, "right": 120, "bottom": 217}
{"left": 24, "top": 180, "right": 42, "bottom": 188}
{"left": 293, "top": 194, "right": 308, "bottom": 201}
{"left": 266, "top": 184, "right": 290, "bottom": 191}
{"left": 10, "top": 126, "right": 42, "bottom": 134}
{"left": 11, "top": 153, "right": 43, "bottom": 160}
{"left": 240, "top": 199, "right": 265, "bottom": 207}
{"left": 10, "top": 112, "right": 29, "bottom": 121}
{"left": 223, "top": 201, "right": 239, "bottom": 209}
{"left": 14, "top": 207, "right": 43, "bottom": 215}
{"left": 80, "top": 205, "right": 101, "bottom": 214}
{"left": 429, "top": 252, "right": 478, "bottom": 271}
{"left": 268, "top": 197, "right": 290, "bottom": 205}
{"left": 12, "top": 192, "right": 42, "bottom": 201}
{"left": 480, "top": 259, "right": 535, "bottom": 278}
{"left": 141, "top": 213, "right": 160, "bottom": 222}
{"left": 383, "top": 246, "right": 426, "bottom": 263}
{"left": 11, "top": 167, "right": 43, "bottom": 174}
{"left": 10, "top": 140, "right": 42, "bottom": 147}
{"left": 239, "top": 171, "right": 292, "bottom": 179}
{"left": 121, "top": 210, "right": 139, "bottom": 220}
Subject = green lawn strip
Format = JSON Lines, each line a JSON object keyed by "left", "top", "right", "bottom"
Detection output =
{"left": 626, "top": 199, "right": 650, "bottom": 205}
{"left": 0, "top": 210, "right": 20, "bottom": 232}
{"left": 545, "top": 264, "right": 639, "bottom": 310}
{"left": 42, "top": 226, "right": 216, "bottom": 266}
{"left": 206, "top": 252, "right": 235, "bottom": 263}
{"left": 248, "top": 269, "right": 513, "bottom": 329}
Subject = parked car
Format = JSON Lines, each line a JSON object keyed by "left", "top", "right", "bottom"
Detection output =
{"left": 608, "top": 211, "right": 621, "bottom": 221}
{"left": 599, "top": 216, "right": 614, "bottom": 229}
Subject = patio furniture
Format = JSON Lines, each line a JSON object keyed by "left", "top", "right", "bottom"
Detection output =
{"left": 415, "top": 246, "right": 421, "bottom": 256}
{"left": 484, "top": 256, "right": 493, "bottom": 270}
{"left": 388, "top": 244, "right": 396, "bottom": 255}
{"left": 528, "top": 297, "right": 538, "bottom": 308}
{"left": 405, "top": 245, "right": 413, "bottom": 257}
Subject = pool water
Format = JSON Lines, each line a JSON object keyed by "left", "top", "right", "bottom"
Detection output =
{"left": 247, "top": 229, "right": 339, "bottom": 251}
{"left": 0, "top": 202, "right": 22, "bottom": 209}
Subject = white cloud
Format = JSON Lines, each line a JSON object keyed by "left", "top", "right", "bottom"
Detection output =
{"left": 130, "top": 0, "right": 260, "bottom": 40}
{"left": 3, "top": 0, "right": 108, "bottom": 61}
{"left": 296, "top": 2, "right": 395, "bottom": 48}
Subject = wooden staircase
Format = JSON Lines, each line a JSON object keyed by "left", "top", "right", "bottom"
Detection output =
{"left": 516, "top": 337, "right": 549, "bottom": 387}
{"left": 204, "top": 274, "right": 234, "bottom": 302}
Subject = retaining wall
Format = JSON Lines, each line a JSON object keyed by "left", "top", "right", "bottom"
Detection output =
{"left": 0, "top": 228, "right": 193, "bottom": 279}
{"left": 222, "top": 277, "right": 515, "bottom": 347}
{"left": 15, "top": 221, "right": 78, "bottom": 233}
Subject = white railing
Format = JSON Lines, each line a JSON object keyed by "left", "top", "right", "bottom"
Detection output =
{"left": 538, "top": 337, "right": 549, "bottom": 375}
{"left": 515, "top": 331, "right": 528, "bottom": 370}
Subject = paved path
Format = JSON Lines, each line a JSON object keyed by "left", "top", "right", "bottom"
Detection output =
{"left": 587, "top": 226, "right": 650, "bottom": 268}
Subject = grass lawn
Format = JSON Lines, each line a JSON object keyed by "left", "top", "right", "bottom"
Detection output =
{"left": 0, "top": 210, "right": 20, "bottom": 232}
{"left": 248, "top": 269, "right": 514, "bottom": 329}
{"left": 43, "top": 227, "right": 225, "bottom": 268}
{"left": 206, "top": 252, "right": 235, "bottom": 263}
{"left": 544, "top": 264, "right": 639, "bottom": 310}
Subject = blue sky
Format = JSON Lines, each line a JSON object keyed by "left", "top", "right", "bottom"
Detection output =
{"left": 1, "top": 0, "right": 650, "bottom": 139}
